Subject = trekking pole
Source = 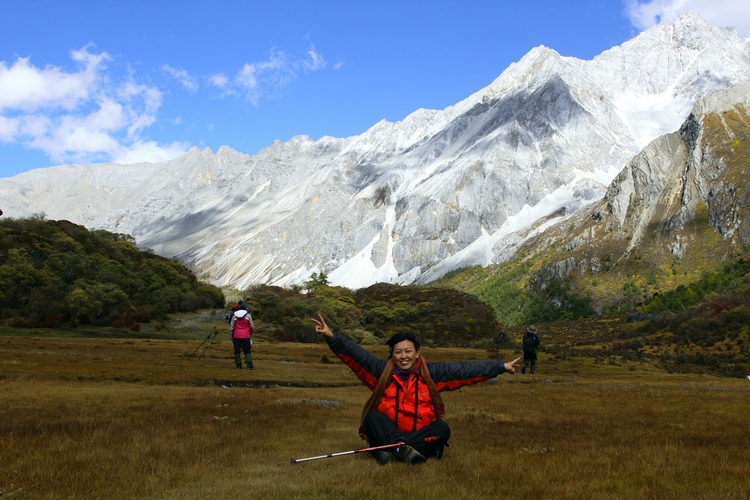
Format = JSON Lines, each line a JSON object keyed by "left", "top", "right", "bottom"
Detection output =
{"left": 191, "top": 330, "right": 217, "bottom": 358}
{"left": 197, "top": 331, "right": 219, "bottom": 359}
{"left": 190, "top": 334, "right": 211, "bottom": 357}
{"left": 290, "top": 441, "right": 405, "bottom": 463}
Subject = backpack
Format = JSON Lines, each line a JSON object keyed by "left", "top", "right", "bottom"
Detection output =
{"left": 523, "top": 333, "right": 539, "bottom": 351}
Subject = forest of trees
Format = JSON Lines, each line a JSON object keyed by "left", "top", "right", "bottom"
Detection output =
{"left": 241, "top": 282, "right": 505, "bottom": 347}
{"left": 0, "top": 216, "right": 224, "bottom": 329}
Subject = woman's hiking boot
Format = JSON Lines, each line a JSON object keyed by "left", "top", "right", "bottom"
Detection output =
{"left": 431, "top": 442, "right": 447, "bottom": 459}
{"left": 235, "top": 363, "right": 242, "bottom": 369}
{"left": 373, "top": 450, "right": 394, "bottom": 465}
{"left": 395, "top": 445, "right": 426, "bottom": 465}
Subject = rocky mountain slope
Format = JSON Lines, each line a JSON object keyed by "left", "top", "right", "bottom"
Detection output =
{"left": 1, "top": 12, "right": 749, "bottom": 292}
{"left": 516, "top": 81, "right": 750, "bottom": 310}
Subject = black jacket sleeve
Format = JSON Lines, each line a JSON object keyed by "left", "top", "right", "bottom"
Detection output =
{"left": 327, "top": 333, "right": 507, "bottom": 392}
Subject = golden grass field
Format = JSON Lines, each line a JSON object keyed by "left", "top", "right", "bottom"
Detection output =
{"left": 1, "top": 315, "right": 749, "bottom": 499}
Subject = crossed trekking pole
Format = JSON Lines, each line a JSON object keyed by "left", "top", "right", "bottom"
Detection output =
{"left": 191, "top": 328, "right": 219, "bottom": 358}
{"left": 290, "top": 441, "right": 405, "bottom": 463}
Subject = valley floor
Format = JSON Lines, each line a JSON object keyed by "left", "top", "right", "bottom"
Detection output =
{"left": 1, "top": 325, "right": 749, "bottom": 499}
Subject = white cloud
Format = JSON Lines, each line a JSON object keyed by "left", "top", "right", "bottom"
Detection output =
{"left": 236, "top": 50, "right": 296, "bottom": 103}
{"left": 119, "top": 81, "right": 162, "bottom": 137}
{"left": 0, "top": 48, "right": 107, "bottom": 112}
{"left": 112, "top": 139, "right": 189, "bottom": 164}
{"left": 209, "top": 73, "right": 229, "bottom": 88}
{"left": 625, "top": 0, "right": 750, "bottom": 35}
{"left": 162, "top": 64, "right": 199, "bottom": 92}
{"left": 0, "top": 47, "right": 185, "bottom": 165}
{"left": 17, "top": 115, "right": 51, "bottom": 141}
{"left": 0, "top": 115, "right": 19, "bottom": 142}
{"left": 228, "top": 45, "right": 326, "bottom": 105}
{"left": 304, "top": 45, "right": 327, "bottom": 72}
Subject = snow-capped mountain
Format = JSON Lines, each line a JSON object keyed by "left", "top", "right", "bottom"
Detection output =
{"left": 2, "top": 12, "right": 749, "bottom": 291}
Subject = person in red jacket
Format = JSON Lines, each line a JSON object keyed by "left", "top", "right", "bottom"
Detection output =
{"left": 230, "top": 308, "right": 255, "bottom": 369}
{"left": 311, "top": 314, "right": 519, "bottom": 465}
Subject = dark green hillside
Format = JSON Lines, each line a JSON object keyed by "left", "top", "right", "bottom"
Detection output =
{"left": 353, "top": 283, "right": 502, "bottom": 345}
{"left": 242, "top": 282, "right": 503, "bottom": 347}
{"left": 435, "top": 246, "right": 750, "bottom": 376}
{"left": 0, "top": 216, "right": 224, "bottom": 328}
{"left": 433, "top": 249, "right": 595, "bottom": 327}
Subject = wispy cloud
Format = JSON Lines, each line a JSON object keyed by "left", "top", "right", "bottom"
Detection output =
{"left": 0, "top": 47, "right": 187, "bottom": 165}
{"left": 161, "top": 64, "right": 199, "bottom": 92}
{"left": 208, "top": 73, "right": 229, "bottom": 88}
{"left": 304, "top": 45, "right": 326, "bottom": 72}
{"left": 211, "top": 44, "right": 327, "bottom": 105}
{"left": 624, "top": 0, "right": 750, "bottom": 35}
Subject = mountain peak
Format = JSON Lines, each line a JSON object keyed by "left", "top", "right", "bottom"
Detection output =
{"left": 672, "top": 10, "right": 723, "bottom": 34}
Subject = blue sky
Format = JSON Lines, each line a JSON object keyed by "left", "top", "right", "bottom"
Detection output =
{"left": 1, "top": 0, "right": 748, "bottom": 178}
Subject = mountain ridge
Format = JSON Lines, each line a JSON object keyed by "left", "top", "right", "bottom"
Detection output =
{"left": 1, "top": 11, "right": 749, "bottom": 293}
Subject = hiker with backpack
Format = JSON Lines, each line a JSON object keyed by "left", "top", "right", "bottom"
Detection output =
{"left": 521, "top": 325, "right": 540, "bottom": 374}
{"left": 230, "top": 306, "right": 255, "bottom": 370}
{"left": 311, "top": 314, "right": 519, "bottom": 465}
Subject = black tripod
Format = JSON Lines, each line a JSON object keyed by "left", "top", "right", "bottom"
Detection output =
{"left": 191, "top": 329, "right": 219, "bottom": 358}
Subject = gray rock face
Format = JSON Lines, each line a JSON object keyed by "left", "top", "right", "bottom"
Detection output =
{"left": 606, "top": 80, "right": 750, "bottom": 247}
{"left": 529, "top": 80, "right": 750, "bottom": 292}
{"left": 2, "top": 12, "right": 750, "bottom": 290}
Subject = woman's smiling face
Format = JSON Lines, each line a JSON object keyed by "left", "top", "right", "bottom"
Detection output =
{"left": 391, "top": 339, "right": 419, "bottom": 372}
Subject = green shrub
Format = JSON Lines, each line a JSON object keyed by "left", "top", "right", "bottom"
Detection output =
{"left": 0, "top": 218, "right": 224, "bottom": 327}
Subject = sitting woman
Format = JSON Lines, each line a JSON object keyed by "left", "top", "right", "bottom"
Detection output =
{"left": 311, "top": 314, "right": 519, "bottom": 465}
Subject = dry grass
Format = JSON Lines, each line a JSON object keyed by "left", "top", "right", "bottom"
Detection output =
{"left": 2, "top": 323, "right": 750, "bottom": 499}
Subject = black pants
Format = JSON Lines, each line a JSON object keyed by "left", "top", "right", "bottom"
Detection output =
{"left": 363, "top": 410, "right": 450, "bottom": 458}
{"left": 522, "top": 350, "right": 537, "bottom": 373}
{"left": 232, "top": 338, "right": 252, "bottom": 367}
{"left": 233, "top": 338, "right": 251, "bottom": 355}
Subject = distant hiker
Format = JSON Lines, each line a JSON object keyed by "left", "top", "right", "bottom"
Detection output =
{"left": 230, "top": 309, "right": 255, "bottom": 370}
{"left": 311, "top": 314, "right": 519, "bottom": 465}
{"left": 226, "top": 301, "right": 247, "bottom": 322}
{"left": 521, "top": 325, "right": 540, "bottom": 374}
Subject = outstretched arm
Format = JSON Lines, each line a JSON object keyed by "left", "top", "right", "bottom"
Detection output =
{"left": 428, "top": 355, "right": 522, "bottom": 391}
{"left": 310, "top": 314, "right": 385, "bottom": 389}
